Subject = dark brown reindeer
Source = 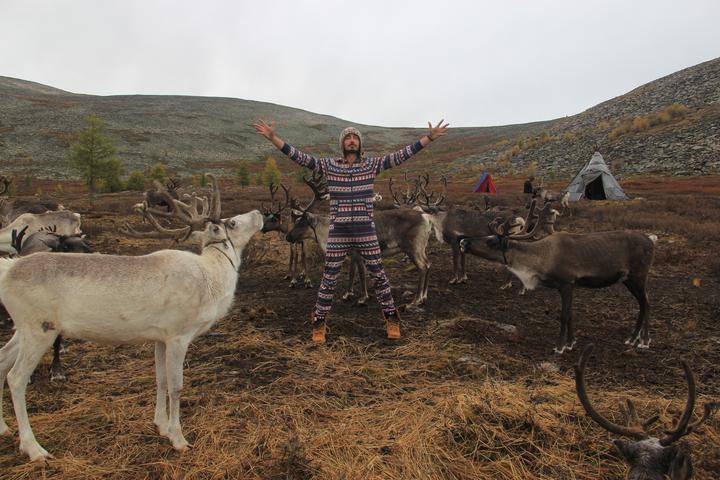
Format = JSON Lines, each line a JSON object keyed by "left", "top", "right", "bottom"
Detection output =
{"left": 575, "top": 344, "right": 718, "bottom": 479}
{"left": 145, "top": 177, "right": 183, "bottom": 212}
{"left": 460, "top": 205, "right": 656, "bottom": 353}
{"left": 259, "top": 182, "right": 312, "bottom": 287}
{"left": 262, "top": 171, "right": 329, "bottom": 288}
{"left": 418, "top": 175, "right": 524, "bottom": 284}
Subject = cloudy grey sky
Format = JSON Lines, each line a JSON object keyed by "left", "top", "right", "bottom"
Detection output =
{"left": 1, "top": 0, "right": 719, "bottom": 127}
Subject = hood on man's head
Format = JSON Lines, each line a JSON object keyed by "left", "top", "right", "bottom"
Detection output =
{"left": 339, "top": 127, "right": 363, "bottom": 154}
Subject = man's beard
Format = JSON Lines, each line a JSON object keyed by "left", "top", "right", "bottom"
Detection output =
{"left": 343, "top": 147, "right": 360, "bottom": 159}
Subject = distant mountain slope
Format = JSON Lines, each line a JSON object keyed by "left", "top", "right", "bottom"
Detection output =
{"left": 1, "top": 57, "right": 718, "bottom": 180}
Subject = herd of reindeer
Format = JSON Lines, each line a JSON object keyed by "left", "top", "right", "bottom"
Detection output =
{"left": 0, "top": 172, "right": 716, "bottom": 478}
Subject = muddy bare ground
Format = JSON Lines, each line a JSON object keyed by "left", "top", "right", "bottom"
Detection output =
{"left": 0, "top": 177, "right": 719, "bottom": 479}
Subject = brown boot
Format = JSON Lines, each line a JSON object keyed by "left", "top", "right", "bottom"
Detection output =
{"left": 384, "top": 310, "right": 401, "bottom": 339}
{"left": 311, "top": 315, "right": 327, "bottom": 344}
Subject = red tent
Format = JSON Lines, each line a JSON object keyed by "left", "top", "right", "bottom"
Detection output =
{"left": 471, "top": 172, "right": 497, "bottom": 194}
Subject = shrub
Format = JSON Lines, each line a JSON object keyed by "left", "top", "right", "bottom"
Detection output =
{"left": 125, "top": 171, "right": 146, "bottom": 191}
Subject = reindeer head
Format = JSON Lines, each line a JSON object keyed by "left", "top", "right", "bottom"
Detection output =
{"left": 575, "top": 345, "right": 718, "bottom": 480}
{"left": 260, "top": 183, "right": 290, "bottom": 233}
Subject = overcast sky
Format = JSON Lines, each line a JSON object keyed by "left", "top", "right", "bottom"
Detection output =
{"left": 1, "top": 0, "right": 719, "bottom": 127}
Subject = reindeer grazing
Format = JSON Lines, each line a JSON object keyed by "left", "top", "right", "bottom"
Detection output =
{"left": 575, "top": 344, "right": 718, "bottom": 479}
{"left": 0, "top": 210, "right": 82, "bottom": 254}
{"left": 460, "top": 205, "right": 656, "bottom": 353}
{"left": 0, "top": 174, "right": 264, "bottom": 461}
{"left": 287, "top": 206, "right": 433, "bottom": 308}
{"left": 0, "top": 198, "right": 65, "bottom": 228}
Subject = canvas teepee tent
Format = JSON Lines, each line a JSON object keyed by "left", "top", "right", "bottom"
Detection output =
{"left": 565, "top": 152, "right": 628, "bottom": 201}
{"left": 471, "top": 172, "right": 497, "bottom": 194}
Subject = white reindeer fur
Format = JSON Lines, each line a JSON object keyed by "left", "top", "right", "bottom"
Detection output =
{"left": 0, "top": 210, "right": 263, "bottom": 461}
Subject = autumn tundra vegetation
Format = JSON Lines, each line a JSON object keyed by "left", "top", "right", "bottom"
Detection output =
{"left": 0, "top": 167, "right": 717, "bottom": 479}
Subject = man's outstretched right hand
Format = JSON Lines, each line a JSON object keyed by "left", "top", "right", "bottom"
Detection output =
{"left": 253, "top": 119, "right": 276, "bottom": 141}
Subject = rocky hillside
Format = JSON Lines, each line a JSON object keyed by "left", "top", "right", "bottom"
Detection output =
{"left": 1, "top": 57, "right": 718, "bottom": 181}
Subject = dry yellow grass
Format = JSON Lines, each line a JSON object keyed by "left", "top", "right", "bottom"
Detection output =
{"left": 2, "top": 314, "right": 718, "bottom": 479}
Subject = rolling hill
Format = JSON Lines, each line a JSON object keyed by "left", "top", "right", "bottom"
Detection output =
{"left": 1, "top": 57, "right": 718, "bottom": 182}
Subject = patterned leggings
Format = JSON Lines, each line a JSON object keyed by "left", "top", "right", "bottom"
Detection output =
{"left": 313, "top": 222, "right": 396, "bottom": 320}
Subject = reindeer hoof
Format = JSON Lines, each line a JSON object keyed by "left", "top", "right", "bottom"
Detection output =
{"left": 553, "top": 346, "right": 568, "bottom": 354}
{"left": 637, "top": 339, "right": 651, "bottom": 349}
{"left": 288, "top": 281, "right": 297, "bottom": 288}
{"left": 449, "top": 278, "right": 458, "bottom": 285}
{"left": 50, "top": 373, "right": 66, "bottom": 382}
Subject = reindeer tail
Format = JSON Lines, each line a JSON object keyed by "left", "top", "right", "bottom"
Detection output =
{"left": 647, "top": 234, "right": 658, "bottom": 244}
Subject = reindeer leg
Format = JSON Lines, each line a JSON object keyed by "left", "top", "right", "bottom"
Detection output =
{"left": 8, "top": 328, "right": 57, "bottom": 461}
{"left": 164, "top": 338, "right": 191, "bottom": 451}
{"left": 357, "top": 256, "right": 369, "bottom": 306}
{"left": 421, "top": 261, "right": 431, "bottom": 305}
{"left": 459, "top": 250, "right": 468, "bottom": 283}
{"left": 286, "top": 243, "right": 296, "bottom": 284}
{"left": 154, "top": 342, "right": 169, "bottom": 436}
{"left": 302, "top": 242, "right": 313, "bottom": 288}
{"left": 623, "top": 278, "right": 651, "bottom": 349}
{"left": 449, "top": 242, "right": 461, "bottom": 284}
{"left": 50, "top": 335, "right": 66, "bottom": 382}
{"left": 0, "top": 333, "right": 20, "bottom": 436}
{"left": 553, "top": 285, "right": 574, "bottom": 354}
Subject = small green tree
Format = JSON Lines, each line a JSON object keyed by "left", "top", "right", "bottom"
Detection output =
{"left": 148, "top": 162, "right": 168, "bottom": 183}
{"left": 125, "top": 171, "right": 146, "bottom": 191}
{"left": 236, "top": 161, "right": 250, "bottom": 188}
{"left": 68, "top": 115, "right": 119, "bottom": 194}
{"left": 261, "top": 156, "right": 281, "bottom": 187}
{"left": 23, "top": 176, "right": 33, "bottom": 195}
{"left": 7, "top": 178, "right": 17, "bottom": 197}
{"left": 98, "top": 157, "right": 124, "bottom": 192}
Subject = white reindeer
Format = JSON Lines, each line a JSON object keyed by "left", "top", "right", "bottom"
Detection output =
{"left": 0, "top": 175, "right": 264, "bottom": 461}
{"left": 0, "top": 210, "right": 81, "bottom": 254}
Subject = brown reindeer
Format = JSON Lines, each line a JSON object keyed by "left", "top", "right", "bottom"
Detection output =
{"left": 575, "top": 344, "right": 718, "bottom": 479}
{"left": 287, "top": 206, "right": 433, "bottom": 309}
{"left": 460, "top": 205, "right": 656, "bottom": 353}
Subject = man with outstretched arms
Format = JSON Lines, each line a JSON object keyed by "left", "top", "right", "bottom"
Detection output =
{"left": 254, "top": 119, "right": 449, "bottom": 343}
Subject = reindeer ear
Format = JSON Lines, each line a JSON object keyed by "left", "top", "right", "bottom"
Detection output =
{"left": 665, "top": 447, "right": 693, "bottom": 480}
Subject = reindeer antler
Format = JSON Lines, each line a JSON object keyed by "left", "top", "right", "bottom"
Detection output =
{"left": 263, "top": 183, "right": 290, "bottom": 217}
{"left": 574, "top": 345, "right": 650, "bottom": 440}
{"left": 121, "top": 173, "right": 222, "bottom": 241}
{"left": 575, "top": 344, "right": 718, "bottom": 445}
